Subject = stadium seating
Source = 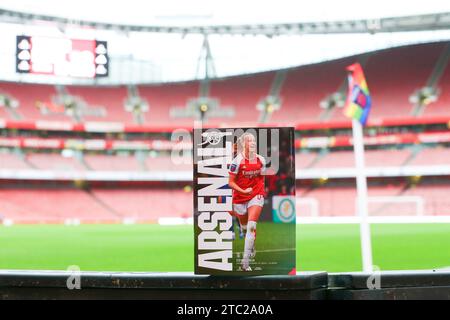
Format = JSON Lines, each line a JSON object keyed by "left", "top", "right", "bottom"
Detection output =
{"left": 297, "top": 186, "right": 357, "bottom": 216}
{"left": 1, "top": 42, "right": 449, "bottom": 225}
{"left": 295, "top": 151, "right": 320, "bottom": 169}
{"left": 312, "top": 151, "right": 355, "bottom": 168}
{"left": 91, "top": 188, "right": 192, "bottom": 220}
{"left": 273, "top": 58, "right": 351, "bottom": 124}
{"left": 0, "top": 82, "right": 68, "bottom": 121}
{"left": 65, "top": 86, "right": 133, "bottom": 123}
{"left": 1, "top": 181, "right": 447, "bottom": 223}
{"left": 137, "top": 82, "right": 199, "bottom": 126}
{"left": 296, "top": 183, "right": 449, "bottom": 216}
{"left": 403, "top": 184, "right": 450, "bottom": 216}
{"left": 297, "top": 185, "right": 406, "bottom": 217}
{"left": 1, "top": 42, "right": 449, "bottom": 126}
{"left": 207, "top": 72, "right": 274, "bottom": 125}
{"left": 364, "top": 149, "right": 413, "bottom": 167}
{"left": 2, "top": 146, "right": 445, "bottom": 173}
{"left": 84, "top": 154, "right": 142, "bottom": 171}
{"left": 356, "top": 42, "right": 446, "bottom": 120}
{"left": 409, "top": 146, "right": 450, "bottom": 166}
{"left": 1, "top": 148, "right": 428, "bottom": 173}
{"left": 0, "top": 188, "right": 118, "bottom": 223}
{"left": 145, "top": 154, "right": 192, "bottom": 171}
{"left": 296, "top": 148, "right": 413, "bottom": 170}
{"left": 26, "top": 153, "right": 86, "bottom": 171}
{"left": 0, "top": 151, "right": 30, "bottom": 169}
{"left": 0, "top": 187, "right": 192, "bottom": 223}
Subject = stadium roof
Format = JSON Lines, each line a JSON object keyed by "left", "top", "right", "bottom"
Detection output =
{"left": 0, "top": 0, "right": 449, "bottom": 83}
{"left": 1, "top": 0, "right": 449, "bottom": 28}
{"left": 1, "top": 9, "right": 449, "bottom": 35}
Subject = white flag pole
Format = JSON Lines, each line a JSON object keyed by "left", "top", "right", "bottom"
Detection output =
{"left": 352, "top": 118, "right": 373, "bottom": 272}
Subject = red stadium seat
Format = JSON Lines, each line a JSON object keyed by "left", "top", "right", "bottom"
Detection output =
{"left": 358, "top": 43, "right": 445, "bottom": 121}
{"left": 208, "top": 72, "right": 274, "bottom": 126}
{"left": 0, "top": 187, "right": 192, "bottom": 223}
{"left": 26, "top": 153, "right": 86, "bottom": 171}
{"left": 83, "top": 154, "right": 142, "bottom": 171}
{"left": 0, "top": 82, "right": 70, "bottom": 121}
{"left": 0, "top": 152, "right": 31, "bottom": 169}
{"left": 137, "top": 82, "right": 199, "bottom": 126}
{"left": 65, "top": 85, "right": 133, "bottom": 123}
{"left": 274, "top": 58, "right": 350, "bottom": 124}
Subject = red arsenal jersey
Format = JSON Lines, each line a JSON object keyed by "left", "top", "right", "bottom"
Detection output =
{"left": 228, "top": 153, "right": 266, "bottom": 204}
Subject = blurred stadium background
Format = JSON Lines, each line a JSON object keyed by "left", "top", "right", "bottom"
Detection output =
{"left": 0, "top": 0, "right": 449, "bottom": 273}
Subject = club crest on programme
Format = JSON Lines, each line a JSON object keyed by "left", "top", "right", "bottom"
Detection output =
{"left": 197, "top": 131, "right": 233, "bottom": 146}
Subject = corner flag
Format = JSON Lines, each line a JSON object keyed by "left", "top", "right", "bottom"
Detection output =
{"left": 344, "top": 63, "right": 372, "bottom": 126}
{"left": 344, "top": 62, "right": 374, "bottom": 272}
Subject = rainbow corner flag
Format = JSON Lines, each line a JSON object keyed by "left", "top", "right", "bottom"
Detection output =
{"left": 344, "top": 62, "right": 372, "bottom": 126}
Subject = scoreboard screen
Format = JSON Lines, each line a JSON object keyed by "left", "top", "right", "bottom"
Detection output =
{"left": 16, "top": 35, "right": 109, "bottom": 78}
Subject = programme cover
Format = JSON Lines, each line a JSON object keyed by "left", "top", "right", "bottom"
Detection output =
{"left": 193, "top": 127, "right": 296, "bottom": 275}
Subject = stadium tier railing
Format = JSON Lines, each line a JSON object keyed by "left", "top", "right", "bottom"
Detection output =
{"left": 0, "top": 131, "right": 450, "bottom": 152}
{"left": 0, "top": 165, "right": 449, "bottom": 181}
{"left": 0, "top": 115, "right": 449, "bottom": 133}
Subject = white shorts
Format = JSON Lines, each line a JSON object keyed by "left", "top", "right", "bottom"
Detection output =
{"left": 233, "top": 195, "right": 265, "bottom": 216}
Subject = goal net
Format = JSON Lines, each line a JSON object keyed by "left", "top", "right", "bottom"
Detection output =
{"left": 296, "top": 197, "right": 319, "bottom": 217}
{"left": 364, "top": 196, "right": 425, "bottom": 216}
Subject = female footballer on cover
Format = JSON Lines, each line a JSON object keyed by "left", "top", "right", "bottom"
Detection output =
{"left": 228, "top": 132, "right": 266, "bottom": 271}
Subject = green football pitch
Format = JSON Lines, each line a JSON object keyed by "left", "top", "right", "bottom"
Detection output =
{"left": 1, "top": 223, "right": 449, "bottom": 272}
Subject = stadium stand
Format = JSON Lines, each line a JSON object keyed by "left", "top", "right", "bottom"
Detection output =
{"left": 358, "top": 42, "right": 446, "bottom": 120}
{"left": 1, "top": 145, "right": 447, "bottom": 174}
{"left": 297, "top": 183, "right": 449, "bottom": 217}
{"left": 64, "top": 86, "right": 133, "bottom": 123}
{"left": 297, "top": 185, "right": 407, "bottom": 217}
{"left": 137, "top": 81, "right": 199, "bottom": 126}
{"left": 0, "top": 151, "right": 30, "bottom": 169}
{"left": 0, "top": 188, "right": 118, "bottom": 223}
{"left": 26, "top": 153, "right": 86, "bottom": 171}
{"left": 3, "top": 147, "right": 444, "bottom": 173}
{"left": 1, "top": 180, "right": 447, "bottom": 223}
{"left": 408, "top": 146, "right": 450, "bottom": 166}
{"left": 297, "top": 186, "right": 357, "bottom": 216}
{"left": 1, "top": 42, "right": 449, "bottom": 127}
{"left": 91, "top": 188, "right": 192, "bottom": 220}
{"left": 207, "top": 72, "right": 274, "bottom": 125}
{"left": 0, "top": 42, "right": 449, "bottom": 224}
{"left": 295, "top": 151, "right": 320, "bottom": 169}
{"left": 403, "top": 183, "right": 450, "bottom": 216}
{"left": 312, "top": 150, "right": 355, "bottom": 168}
{"left": 0, "top": 187, "right": 192, "bottom": 223}
{"left": 0, "top": 82, "right": 67, "bottom": 121}
{"left": 144, "top": 154, "right": 192, "bottom": 171}
{"left": 364, "top": 149, "right": 414, "bottom": 167}
{"left": 83, "top": 154, "right": 142, "bottom": 171}
{"left": 296, "top": 148, "right": 413, "bottom": 170}
{"left": 273, "top": 58, "right": 351, "bottom": 124}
